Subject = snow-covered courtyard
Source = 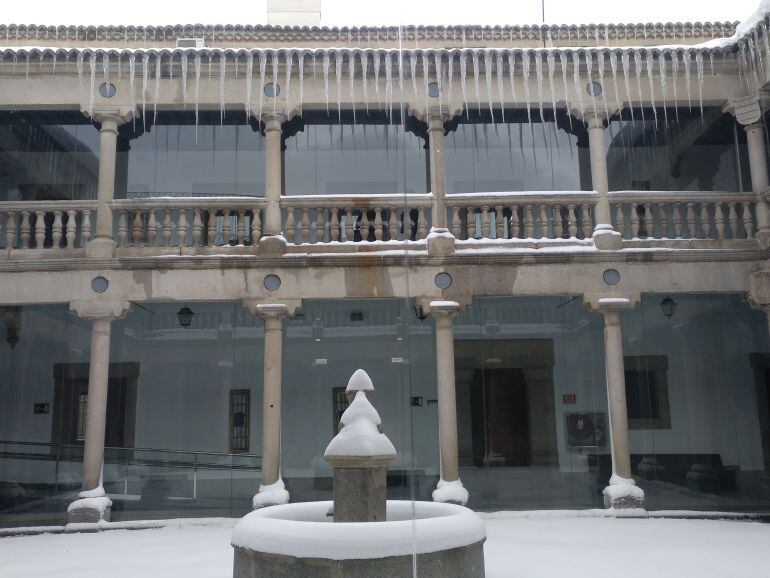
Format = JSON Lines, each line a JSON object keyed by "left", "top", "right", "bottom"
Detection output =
{"left": 1, "top": 512, "right": 769, "bottom": 577}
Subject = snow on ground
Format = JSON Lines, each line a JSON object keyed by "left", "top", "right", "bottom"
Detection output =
{"left": 0, "top": 514, "right": 769, "bottom": 577}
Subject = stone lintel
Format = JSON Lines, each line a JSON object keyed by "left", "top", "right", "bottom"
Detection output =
{"left": 69, "top": 300, "right": 132, "bottom": 321}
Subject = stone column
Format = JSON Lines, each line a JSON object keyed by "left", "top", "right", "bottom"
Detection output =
{"left": 247, "top": 301, "right": 298, "bottom": 508}
{"left": 587, "top": 296, "right": 644, "bottom": 509}
{"left": 426, "top": 108, "right": 455, "bottom": 255}
{"left": 745, "top": 123, "right": 770, "bottom": 246}
{"left": 86, "top": 109, "right": 134, "bottom": 258}
{"left": 67, "top": 300, "right": 132, "bottom": 523}
{"left": 261, "top": 112, "right": 287, "bottom": 254}
{"left": 428, "top": 300, "right": 468, "bottom": 505}
{"left": 585, "top": 111, "right": 622, "bottom": 250}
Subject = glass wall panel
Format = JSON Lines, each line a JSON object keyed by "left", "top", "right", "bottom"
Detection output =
{"left": 0, "top": 111, "right": 100, "bottom": 201}
{"left": 443, "top": 111, "right": 591, "bottom": 193}
{"left": 118, "top": 111, "right": 264, "bottom": 198}
{"left": 283, "top": 111, "right": 428, "bottom": 195}
{"left": 453, "top": 296, "right": 608, "bottom": 510}
{"left": 621, "top": 294, "right": 770, "bottom": 511}
{"left": 607, "top": 108, "right": 750, "bottom": 192}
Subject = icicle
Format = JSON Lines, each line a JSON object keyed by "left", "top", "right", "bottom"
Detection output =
{"left": 298, "top": 51, "right": 305, "bottom": 115}
{"left": 373, "top": 50, "right": 382, "bottom": 109}
{"left": 24, "top": 53, "right": 30, "bottom": 78}
{"left": 460, "top": 50, "right": 469, "bottom": 116}
{"left": 384, "top": 51, "right": 394, "bottom": 119}
{"left": 322, "top": 51, "right": 330, "bottom": 115}
{"left": 421, "top": 51, "right": 431, "bottom": 116}
{"left": 182, "top": 52, "right": 189, "bottom": 108}
{"left": 76, "top": 51, "right": 84, "bottom": 85}
{"left": 633, "top": 50, "right": 646, "bottom": 122}
{"left": 154, "top": 52, "right": 162, "bottom": 124}
{"left": 141, "top": 52, "right": 149, "bottom": 130}
{"left": 88, "top": 52, "right": 96, "bottom": 117}
{"left": 644, "top": 51, "right": 658, "bottom": 125}
{"left": 682, "top": 49, "right": 692, "bottom": 112}
{"left": 258, "top": 51, "right": 267, "bottom": 121}
{"left": 547, "top": 51, "right": 557, "bottom": 122}
{"left": 219, "top": 52, "right": 226, "bottom": 123}
{"left": 670, "top": 50, "right": 680, "bottom": 122}
{"left": 507, "top": 51, "right": 518, "bottom": 107}
{"left": 535, "top": 53, "right": 545, "bottom": 123}
{"left": 129, "top": 53, "right": 136, "bottom": 102}
{"left": 285, "top": 49, "right": 294, "bottom": 118}
{"left": 472, "top": 50, "right": 482, "bottom": 114}
{"left": 496, "top": 52, "right": 506, "bottom": 122}
{"left": 447, "top": 51, "right": 455, "bottom": 107}
{"left": 409, "top": 51, "right": 419, "bottom": 100}
{"left": 695, "top": 49, "right": 704, "bottom": 119}
{"left": 434, "top": 51, "right": 444, "bottom": 111}
{"left": 559, "top": 51, "right": 570, "bottom": 124}
{"left": 102, "top": 51, "right": 110, "bottom": 83}
{"left": 360, "top": 51, "right": 369, "bottom": 115}
{"left": 347, "top": 51, "right": 356, "bottom": 124}
{"left": 194, "top": 53, "right": 201, "bottom": 135}
{"left": 245, "top": 51, "right": 253, "bottom": 118}
{"left": 484, "top": 50, "right": 495, "bottom": 121}
{"left": 335, "top": 51, "right": 343, "bottom": 122}
{"left": 572, "top": 51, "right": 584, "bottom": 123}
{"left": 596, "top": 50, "right": 611, "bottom": 122}
{"left": 271, "top": 50, "right": 279, "bottom": 113}
{"left": 657, "top": 51, "right": 668, "bottom": 124}
{"left": 585, "top": 51, "right": 597, "bottom": 119}
{"left": 609, "top": 50, "right": 621, "bottom": 116}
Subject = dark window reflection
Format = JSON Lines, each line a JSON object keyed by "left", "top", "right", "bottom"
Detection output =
{"left": 118, "top": 111, "right": 265, "bottom": 198}
{"left": 0, "top": 111, "right": 100, "bottom": 201}
{"left": 607, "top": 108, "right": 750, "bottom": 192}
{"left": 283, "top": 110, "right": 428, "bottom": 195}
{"left": 443, "top": 110, "right": 592, "bottom": 193}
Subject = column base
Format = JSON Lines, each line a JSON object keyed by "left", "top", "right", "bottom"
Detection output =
{"left": 258, "top": 234, "right": 288, "bottom": 256}
{"left": 756, "top": 229, "right": 770, "bottom": 251}
{"left": 603, "top": 475, "right": 645, "bottom": 509}
{"left": 426, "top": 228, "right": 456, "bottom": 256}
{"left": 593, "top": 226, "right": 622, "bottom": 251}
{"left": 67, "top": 496, "right": 112, "bottom": 524}
{"left": 85, "top": 237, "right": 117, "bottom": 259}
{"left": 432, "top": 478, "right": 469, "bottom": 506}
{"left": 252, "top": 478, "right": 290, "bottom": 509}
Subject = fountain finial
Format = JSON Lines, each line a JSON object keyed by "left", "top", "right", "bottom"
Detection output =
{"left": 345, "top": 368, "right": 374, "bottom": 401}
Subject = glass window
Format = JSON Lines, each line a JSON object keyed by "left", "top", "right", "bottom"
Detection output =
{"left": 118, "top": 111, "right": 265, "bottom": 198}
{"left": 607, "top": 108, "right": 750, "bottom": 192}
{"left": 443, "top": 110, "right": 592, "bottom": 193}
{"left": 0, "top": 111, "right": 100, "bottom": 201}
{"left": 283, "top": 111, "right": 428, "bottom": 195}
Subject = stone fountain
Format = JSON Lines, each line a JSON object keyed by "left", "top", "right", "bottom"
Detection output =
{"left": 231, "top": 369, "right": 486, "bottom": 577}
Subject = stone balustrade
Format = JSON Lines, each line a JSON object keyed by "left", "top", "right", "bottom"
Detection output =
{"left": 0, "top": 201, "right": 96, "bottom": 251}
{"left": 280, "top": 194, "right": 433, "bottom": 245}
{"left": 609, "top": 191, "right": 756, "bottom": 241}
{"left": 447, "top": 192, "right": 596, "bottom": 241}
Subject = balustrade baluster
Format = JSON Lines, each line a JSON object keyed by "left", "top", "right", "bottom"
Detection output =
{"left": 554, "top": 206, "right": 564, "bottom": 239}
{"left": 52, "top": 211, "right": 63, "bottom": 248}
{"left": 524, "top": 205, "right": 535, "bottom": 238}
{"left": 315, "top": 208, "right": 326, "bottom": 243}
{"left": 538, "top": 205, "right": 549, "bottom": 239}
{"left": 178, "top": 209, "right": 189, "bottom": 247}
{"left": 728, "top": 202, "right": 738, "bottom": 239}
{"left": 580, "top": 204, "right": 591, "bottom": 239}
{"left": 237, "top": 209, "right": 246, "bottom": 245}
{"left": 465, "top": 208, "right": 475, "bottom": 239}
{"left": 117, "top": 209, "right": 128, "bottom": 247}
{"left": 20, "top": 211, "right": 31, "bottom": 248}
{"left": 388, "top": 207, "right": 398, "bottom": 241}
{"left": 566, "top": 204, "right": 577, "bottom": 238}
{"left": 670, "top": 202, "right": 680, "bottom": 239}
{"left": 34, "top": 211, "right": 46, "bottom": 248}
{"left": 715, "top": 203, "right": 726, "bottom": 239}
{"left": 510, "top": 205, "right": 520, "bottom": 239}
{"left": 451, "top": 207, "right": 461, "bottom": 238}
{"left": 162, "top": 209, "right": 173, "bottom": 247}
{"left": 344, "top": 208, "right": 354, "bottom": 241}
{"left": 132, "top": 209, "right": 143, "bottom": 246}
{"left": 642, "top": 202, "right": 652, "bottom": 238}
{"left": 299, "top": 209, "right": 310, "bottom": 243}
{"left": 192, "top": 209, "right": 203, "bottom": 246}
{"left": 481, "top": 206, "right": 490, "bottom": 238}
{"left": 5, "top": 212, "right": 16, "bottom": 249}
{"left": 374, "top": 207, "right": 384, "bottom": 241}
{"left": 741, "top": 203, "right": 754, "bottom": 238}
{"left": 359, "top": 209, "right": 370, "bottom": 242}
{"left": 251, "top": 208, "right": 262, "bottom": 242}
{"left": 686, "top": 202, "right": 696, "bottom": 239}
{"left": 223, "top": 210, "right": 234, "bottom": 245}
{"left": 417, "top": 208, "right": 427, "bottom": 239}
{"left": 286, "top": 209, "right": 296, "bottom": 243}
{"left": 331, "top": 209, "right": 341, "bottom": 241}
{"left": 495, "top": 205, "right": 504, "bottom": 239}
{"left": 630, "top": 204, "right": 640, "bottom": 238}
{"left": 81, "top": 210, "right": 91, "bottom": 245}
{"left": 700, "top": 203, "right": 711, "bottom": 239}
{"left": 657, "top": 203, "right": 668, "bottom": 238}
{"left": 613, "top": 204, "right": 625, "bottom": 238}
{"left": 148, "top": 209, "right": 159, "bottom": 247}
{"left": 66, "top": 210, "right": 77, "bottom": 248}
{"left": 206, "top": 209, "right": 217, "bottom": 246}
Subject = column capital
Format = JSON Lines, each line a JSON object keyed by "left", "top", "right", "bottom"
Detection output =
{"left": 243, "top": 299, "right": 302, "bottom": 319}
{"left": 409, "top": 105, "right": 463, "bottom": 126}
{"left": 261, "top": 111, "right": 287, "bottom": 132}
{"left": 69, "top": 300, "right": 132, "bottom": 321}
{"left": 723, "top": 95, "right": 763, "bottom": 126}
{"left": 416, "top": 299, "right": 463, "bottom": 319}
{"left": 582, "top": 294, "right": 640, "bottom": 313}
{"left": 85, "top": 107, "right": 136, "bottom": 129}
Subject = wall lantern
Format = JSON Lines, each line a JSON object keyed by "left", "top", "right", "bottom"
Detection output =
{"left": 177, "top": 306, "right": 195, "bottom": 328}
{"left": 660, "top": 297, "right": 677, "bottom": 319}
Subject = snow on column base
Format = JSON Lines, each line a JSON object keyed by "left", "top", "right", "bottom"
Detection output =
{"left": 67, "top": 496, "right": 112, "bottom": 524}
{"left": 603, "top": 475, "right": 645, "bottom": 509}
{"left": 258, "top": 234, "right": 288, "bottom": 255}
{"left": 432, "top": 478, "right": 469, "bottom": 506}
{"left": 592, "top": 225, "right": 622, "bottom": 250}
{"left": 426, "top": 227, "right": 456, "bottom": 255}
{"left": 252, "top": 479, "right": 290, "bottom": 509}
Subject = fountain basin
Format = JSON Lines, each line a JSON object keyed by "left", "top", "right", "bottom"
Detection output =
{"left": 232, "top": 500, "right": 486, "bottom": 577}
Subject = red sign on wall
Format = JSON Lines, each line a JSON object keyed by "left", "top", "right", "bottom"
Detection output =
{"left": 562, "top": 393, "right": 576, "bottom": 405}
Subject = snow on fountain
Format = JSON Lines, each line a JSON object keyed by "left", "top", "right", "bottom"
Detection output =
{"left": 231, "top": 369, "right": 486, "bottom": 578}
